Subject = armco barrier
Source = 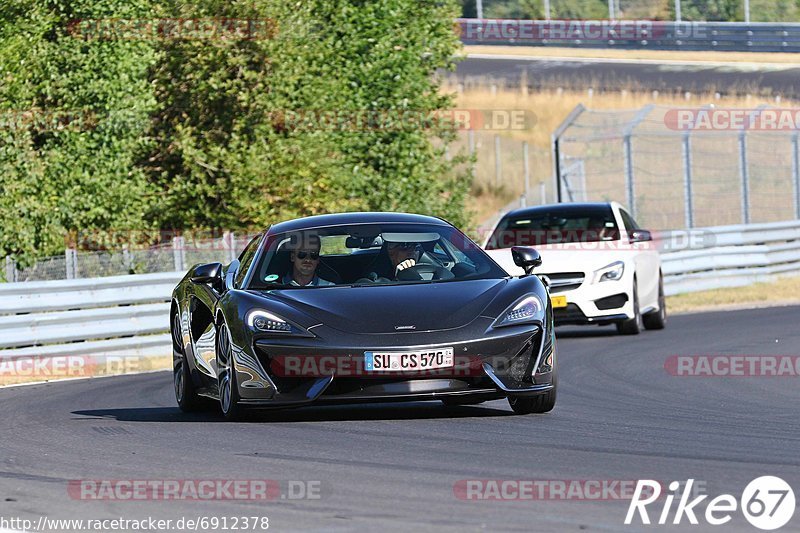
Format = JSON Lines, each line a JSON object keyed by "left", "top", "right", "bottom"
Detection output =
{"left": 0, "top": 221, "right": 798, "bottom": 363}
{"left": 457, "top": 19, "right": 800, "bottom": 53}
{"left": 0, "top": 272, "right": 183, "bottom": 361}
{"left": 485, "top": 220, "right": 800, "bottom": 296}
{"left": 660, "top": 221, "right": 800, "bottom": 294}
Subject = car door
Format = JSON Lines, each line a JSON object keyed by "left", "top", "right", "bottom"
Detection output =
{"left": 188, "top": 235, "right": 261, "bottom": 378}
{"left": 618, "top": 208, "right": 660, "bottom": 310}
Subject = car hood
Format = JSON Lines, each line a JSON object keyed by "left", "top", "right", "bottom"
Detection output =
{"left": 485, "top": 245, "right": 636, "bottom": 276}
{"left": 261, "top": 279, "right": 507, "bottom": 334}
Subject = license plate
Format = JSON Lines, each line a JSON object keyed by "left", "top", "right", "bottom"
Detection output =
{"left": 550, "top": 295, "right": 568, "bottom": 308}
{"left": 365, "top": 348, "right": 454, "bottom": 372}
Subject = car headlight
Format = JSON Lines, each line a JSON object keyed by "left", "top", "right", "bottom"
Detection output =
{"left": 493, "top": 295, "right": 545, "bottom": 328}
{"left": 246, "top": 310, "right": 292, "bottom": 333}
{"left": 593, "top": 261, "right": 625, "bottom": 283}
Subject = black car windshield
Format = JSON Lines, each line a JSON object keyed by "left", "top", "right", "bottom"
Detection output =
{"left": 485, "top": 205, "right": 620, "bottom": 250}
{"left": 247, "top": 223, "right": 507, "bottom": 289}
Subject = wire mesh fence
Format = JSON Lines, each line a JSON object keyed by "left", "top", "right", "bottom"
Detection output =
{"left": 3, "top": 232, "right": 258, "bottom": 283}
{"left": 555, "top": 104, "right": 800, "bottom": 230}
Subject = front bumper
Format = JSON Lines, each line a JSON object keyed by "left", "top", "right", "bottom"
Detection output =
{"left": 232, "top": 323, "right": 555, "bottom": 408}
{"left": 548, "top": 273, "right": 633, "bottom": 326}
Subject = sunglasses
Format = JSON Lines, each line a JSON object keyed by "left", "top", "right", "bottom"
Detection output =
{"left": 296, "top": 251, "right": 320, "bottom": 260}
{"left": 388, "top": 242, "right": 420, "bottom": 251}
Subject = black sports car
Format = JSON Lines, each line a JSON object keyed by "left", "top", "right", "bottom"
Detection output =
{"left": 170, "top": 212, "right": 556, "bottom": 419}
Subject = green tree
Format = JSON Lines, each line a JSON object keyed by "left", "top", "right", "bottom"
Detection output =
{"left": 146, "top": 0, "right": 471, "bottom": 232}
{"left": 0, "top": 0, "right": 159, "bottom": 264}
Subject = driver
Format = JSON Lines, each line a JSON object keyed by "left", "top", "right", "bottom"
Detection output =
{"left": 386, "top": 241, "right": 422, "bottom": 278}
{"left": 361, "top": 240, "right": 423, "bottom": 282}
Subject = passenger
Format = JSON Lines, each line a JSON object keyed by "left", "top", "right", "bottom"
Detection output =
{"left": 283, "top": 235, "right": 334, "bottom": 286}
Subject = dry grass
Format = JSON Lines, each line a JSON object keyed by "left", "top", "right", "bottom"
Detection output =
{"left": 464, "top": 45, "right": 800, "bottom": 65}
{"left": 667, "top": 275, "right": 800, "bottom": 314}
{"left": 0, "top": 354, "right": 171, "bottom": 387}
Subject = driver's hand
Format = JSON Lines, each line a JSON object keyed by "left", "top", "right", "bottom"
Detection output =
{"left": 395, "top": 259, "right": 416, "bottom": 275}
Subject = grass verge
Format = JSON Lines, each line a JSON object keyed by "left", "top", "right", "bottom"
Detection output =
{"left": 667, "top": 275, "right": 800, "bottom": 314}
{"left": 463, "top": 45, "right": 800, "bottom": 65}
{"left": 0, "top": 354, "right": 172, "bottom": 387}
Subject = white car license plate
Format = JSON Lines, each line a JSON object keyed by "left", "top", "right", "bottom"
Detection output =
{"left": 365, "top": 348, "right": 454, "bottom": 372}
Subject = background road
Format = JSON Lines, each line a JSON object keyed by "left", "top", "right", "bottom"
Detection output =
{"left": 1, "top": 306, "right": 799, "bottom": 532}
{"left": 456, "top": 55, "right": 800, "bottom": 97}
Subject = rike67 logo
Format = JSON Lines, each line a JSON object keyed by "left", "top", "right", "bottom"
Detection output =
{"left": 626, "top": 477, "right": 795, "bottom": 530}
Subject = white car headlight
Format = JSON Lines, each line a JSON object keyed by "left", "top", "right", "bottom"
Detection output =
{"left": 593, "top": 261, "right": 625, "bottom": 283}
{"left": 493, "top": 295, "right": 545, "bottom": 328}
{"left": 246, "top": 310, "right": 292, "bottom": 332}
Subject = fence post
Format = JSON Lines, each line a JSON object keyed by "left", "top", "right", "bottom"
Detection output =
{"left": 468, "top": 129, "right": 476, "bottom": 179}
{"left": 5, "top": 256, "right": 16, "bottom": 283}
{"left": 621, "top": 104, "right": 653, "bottom": 219}
{"left": 494, "top": 135, "right": 501, "bottom": 187}
{"left": 793, "top": 133, "right": 800, "bottom": 220}
{"left": 173, "top": 236, "right": 186, "bottom": 272}
{"left": 523, "top": 141, "right": 530, "bottom": 204}
{"left": 122, "top": 245, "right": 132, "bottom": 273}
{"left": 623, "top": 134, "right": 635, "bottom": 218}
{"left": 65, "top": 248, "right": 75, "bottom": 279}
{"left": 230, "top": 232, "right": 238, "bottom": 262}
{"left": 739, "top": 131, "right": 750, "bottom": 224}
{"left": 551, "top": 104, "right": 587, "bottom": 205}
{"left": 681, "top": 133, "right": 694, "bottom": 228}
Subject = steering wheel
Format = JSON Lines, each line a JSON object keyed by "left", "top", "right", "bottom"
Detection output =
{"left": 395, "top": 263, "right": 455, "bottom": 281}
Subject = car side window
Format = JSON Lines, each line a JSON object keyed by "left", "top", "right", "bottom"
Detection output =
{"left": 619, "top": 209, "right": 640, "bottom": 231}
{"left": 235, "top": 235, "right": 262, "bottom": 288}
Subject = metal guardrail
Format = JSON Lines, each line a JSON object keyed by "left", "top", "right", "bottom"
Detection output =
{"left": 0, "top": 272, "right": 183, "bottom": 359}
{"left": 661, "top": 220, "right": 800, "bottom": 294}
{"left": 0, "top": 220, "right": 797, "bottom": 362}
{"left": 457, "top": 19, "right": 800, "bottom": 53}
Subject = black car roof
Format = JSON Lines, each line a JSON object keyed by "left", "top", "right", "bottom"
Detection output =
{"left": 266, "top": 212, "right": 450, "bottom": 234}
{"left": 502, "top": 202, "right": 613, "bottom": 219}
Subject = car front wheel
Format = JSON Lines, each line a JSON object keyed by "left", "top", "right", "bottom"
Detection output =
{"left": 507, "top": 365, "right": 557, "bottom": 415}
{"left": 217, "top": 323, "right": 244, "bottom": 421}
{"left": 643, "top": 274, "right": 667, "bottom": 330}
{"left": 173, "top": 313, "right": 209, "bottom": 412}
{"left": 616, "top": 278, "right": 643, "bottom": 335}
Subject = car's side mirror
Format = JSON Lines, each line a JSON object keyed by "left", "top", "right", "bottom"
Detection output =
{"left": 191, "top": 262, "right": 223, "bottom": 289}
{"left": 511, "top": 246, "right": 542, "bottom": 276}
{"left": 630, "top": 229, "right": 652, "bottom": 243}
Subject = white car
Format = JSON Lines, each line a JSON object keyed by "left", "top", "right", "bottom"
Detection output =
{"left": 483, "top": 201, "right": 665, "bottom": 334}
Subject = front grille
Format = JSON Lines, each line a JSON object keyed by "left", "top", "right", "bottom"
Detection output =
{"left": 554, "top": 303, "right": 588, "bottom": 324}
{"left": 544, "top": 272, "right": 585, "bottom": 294}
{"left": 595, "top": 293, "right": 629, "bottom": 310}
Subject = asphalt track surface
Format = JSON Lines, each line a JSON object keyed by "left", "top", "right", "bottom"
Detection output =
{"left": 456, "top": 56, "right": 800, "bottom": 97}
{"left": 1, "top": 306, "right": 799, "bottom": 532}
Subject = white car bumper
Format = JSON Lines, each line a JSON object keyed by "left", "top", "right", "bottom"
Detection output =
{"left": 546, "top": 271, "right": 634, "bottom": 325}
